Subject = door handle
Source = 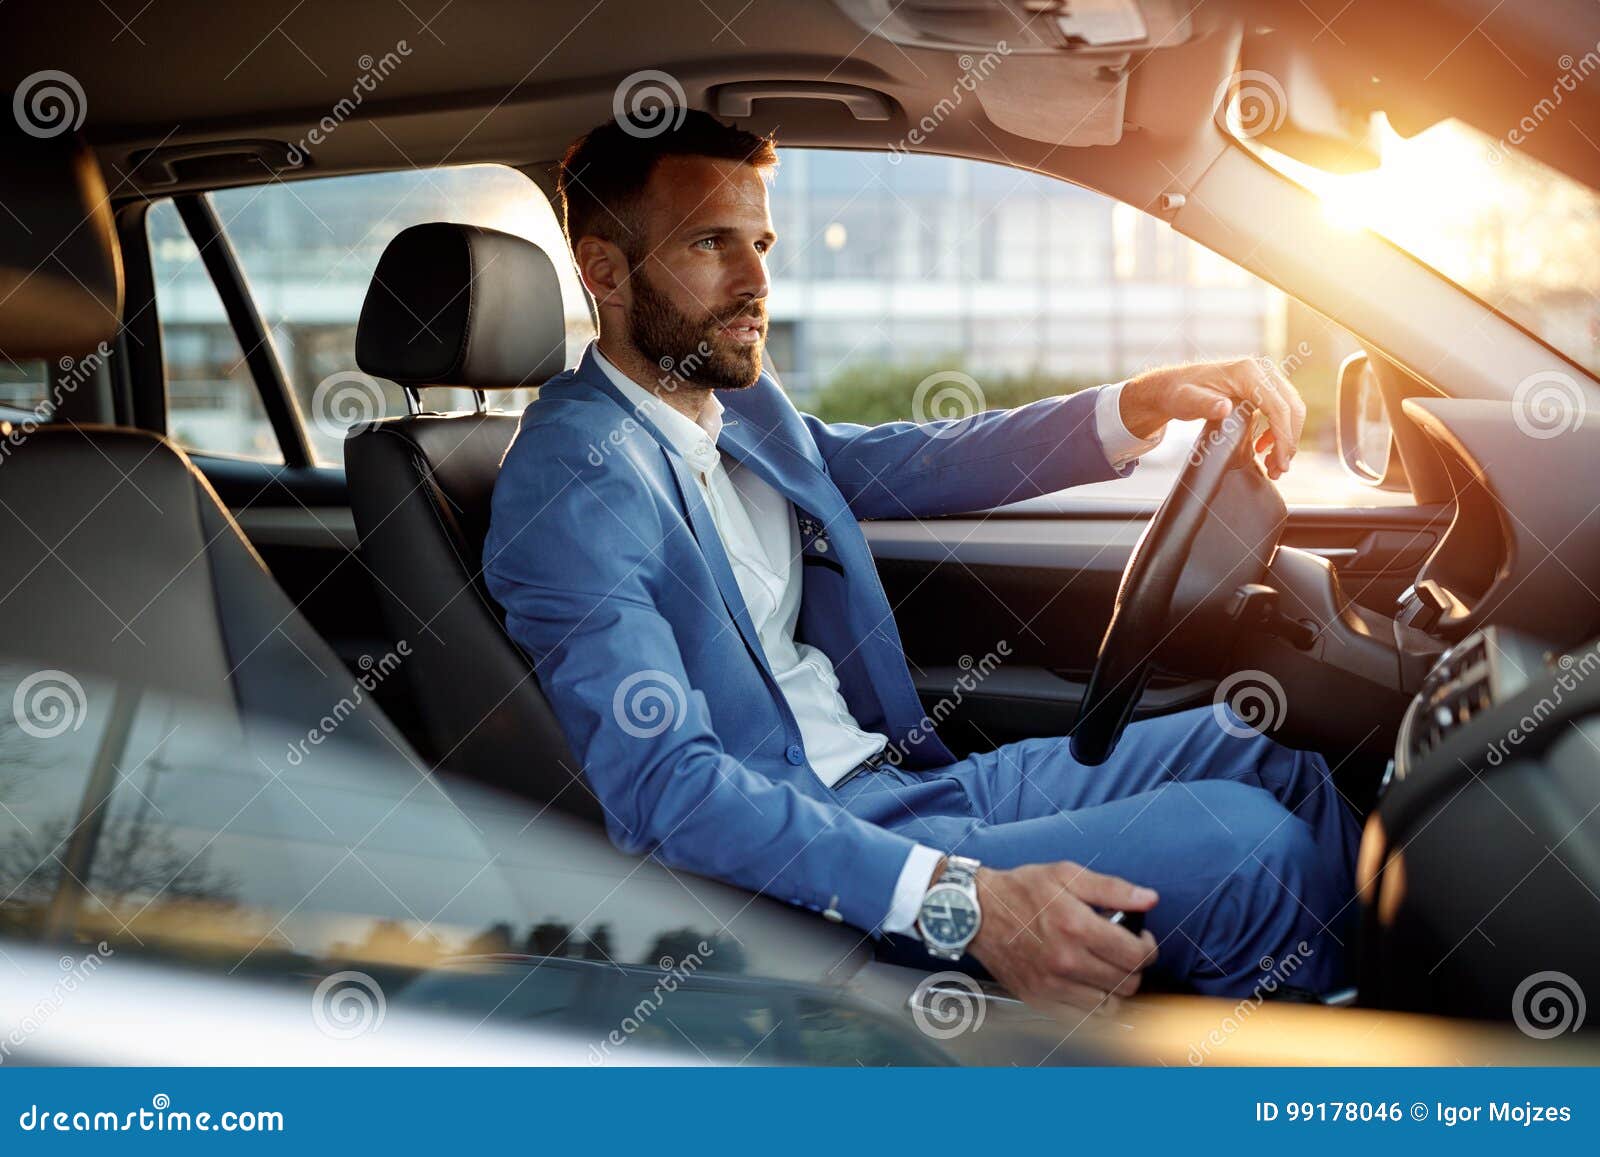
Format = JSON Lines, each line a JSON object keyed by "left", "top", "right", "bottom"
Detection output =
{"left": 1300, "top": 531, "right": 1436, "bottom": 572}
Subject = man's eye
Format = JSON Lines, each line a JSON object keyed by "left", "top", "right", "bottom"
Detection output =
{"left": 695, "top": 237, "right": 719, "bottom": 250}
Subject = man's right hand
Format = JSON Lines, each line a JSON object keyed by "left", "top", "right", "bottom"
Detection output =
{"left": 966, "top": 862, "right": 1159, "bottom": 1016}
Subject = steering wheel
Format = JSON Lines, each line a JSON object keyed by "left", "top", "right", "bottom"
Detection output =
{"left": 1069, "top": 402, "right": 1287, "bottom": 766}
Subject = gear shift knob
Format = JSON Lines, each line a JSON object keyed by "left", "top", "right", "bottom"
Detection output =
{"left": 1106, "top": 908, "right": 1145, "bottom": 936}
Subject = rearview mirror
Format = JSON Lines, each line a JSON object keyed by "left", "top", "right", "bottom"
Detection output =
{"left": 1337, "top": 352, "right": 1408, "bottom": 490}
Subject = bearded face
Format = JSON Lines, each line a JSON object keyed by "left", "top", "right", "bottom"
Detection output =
{"left": 625, "top": 261, "right": 766, "bottom": 393}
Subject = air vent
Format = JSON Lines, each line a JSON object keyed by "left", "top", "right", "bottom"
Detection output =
{"left": 1411, "top": 675, "right": 1490, "bottom": 760}
{"left": 1396, "top": 629, "right": 1552, "bottom": 781}
{"left": 1409, "top": 638, "right": 1491, "bottom": 760}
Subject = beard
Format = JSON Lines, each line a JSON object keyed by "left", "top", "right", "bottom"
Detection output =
{"left": 626, "top": 266, "right": 765, "bottom": 392}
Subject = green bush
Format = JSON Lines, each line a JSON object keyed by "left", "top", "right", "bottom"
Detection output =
{"left": 807, "top": 356, "right": 1339, "bottom": 450}
{"left": 808, "top": 357, "right": 1098, "bottom": 427}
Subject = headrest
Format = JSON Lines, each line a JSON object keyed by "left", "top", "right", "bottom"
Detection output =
{"left": 355, "top": 222, "right": 567, "bottom": 389}
{"left": 0, "top": 131, "right": 123, "bottom": 359}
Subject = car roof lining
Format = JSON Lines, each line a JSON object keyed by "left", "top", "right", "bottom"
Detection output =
{"left": 0, "top": 0, "right": 1239, "bottom": 212}
{"left": 0, "top": 0, "right": 1586, "bottom": 209}
{"left": 61, "top": 24, "right": 1244, "bottom": 237}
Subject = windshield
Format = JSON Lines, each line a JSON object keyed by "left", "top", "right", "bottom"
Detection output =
{"left": 1250, "top": 117, "right": 1600, "bottom": 377}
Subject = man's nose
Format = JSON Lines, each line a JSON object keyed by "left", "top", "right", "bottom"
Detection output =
{"left": 729, "top": 245, "right": 769, "bottom": 303}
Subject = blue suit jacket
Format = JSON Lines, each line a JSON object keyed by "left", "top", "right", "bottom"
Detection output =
{"left": 483, "top": 347, "right": 1126, "bottom": 931}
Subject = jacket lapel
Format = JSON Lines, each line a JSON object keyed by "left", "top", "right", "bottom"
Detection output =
{"left": 565, "top": 349, "right": 776, "bottom": 680}
{"left": 667, "top": 455, "right": 781, "bottom": 681}
{"left": 718, "top": 394, "right": 948, "bottom": 761}
{"left": 555, "top": 349, "right": 949, "bottom": 763}
{"left": 714, "top": 415, "right": 844, "bottom": 525}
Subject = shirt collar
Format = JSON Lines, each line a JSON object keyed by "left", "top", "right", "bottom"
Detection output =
{"left": 591, "top": 343, "right": 725, "bottom": 465}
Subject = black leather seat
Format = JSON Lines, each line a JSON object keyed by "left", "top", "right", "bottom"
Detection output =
{"left": 0, "top": 133, "right": 420, "bottom": 774}
{"left": 345, "top": 223, "right": 603, "bottom": 820}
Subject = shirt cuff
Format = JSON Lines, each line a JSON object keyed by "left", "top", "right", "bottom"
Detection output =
{"left": 1095, "top": 381, "right": 1164, "bottom": 469}
{"left": 883, "top": 843, "right": 944, "bottom": 936}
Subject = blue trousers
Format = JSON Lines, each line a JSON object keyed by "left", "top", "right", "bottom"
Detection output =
{"left": 837, "top": 706, "right": 1362, "bottom": 997}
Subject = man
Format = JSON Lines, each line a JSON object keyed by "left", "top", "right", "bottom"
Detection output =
{"left": 484, "top": 111, "right": 1360, "bottom": 1013}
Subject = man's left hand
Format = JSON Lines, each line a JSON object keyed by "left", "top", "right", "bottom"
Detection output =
{"left": 1118, "top": 358, "right": 1307, "bottom": 480}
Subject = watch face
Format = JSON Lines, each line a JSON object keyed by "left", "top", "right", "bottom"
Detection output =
{"left": 920, "top": 884, "right": 979, "bottom": 949}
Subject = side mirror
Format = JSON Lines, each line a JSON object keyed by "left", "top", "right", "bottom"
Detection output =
{"left": 1337, "top": 353, "right": 1409, "bottom": 491}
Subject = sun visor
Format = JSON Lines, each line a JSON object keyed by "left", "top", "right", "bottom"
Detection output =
{"left": 1233, "top": 36, "right": 1382, "bottom": 174}
{"left": 832, "top": 0, "right": 1192, "bottom": 55}
{"left": 975, "top": 54, "right": 1129, "bottom": 147}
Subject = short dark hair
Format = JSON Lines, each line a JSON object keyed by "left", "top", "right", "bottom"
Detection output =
{"left": 556, "top": 109, "right": 777, "bottom": 261}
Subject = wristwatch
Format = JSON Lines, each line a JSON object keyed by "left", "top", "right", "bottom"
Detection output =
{"left": 915, "top": 855, "right": 982, "bottom": 961}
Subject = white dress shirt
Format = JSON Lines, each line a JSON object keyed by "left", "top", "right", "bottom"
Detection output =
{"left": 592, "top": 345, "right": 1160, "bottom": 935}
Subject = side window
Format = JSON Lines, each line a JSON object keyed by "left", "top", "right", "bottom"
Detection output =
{"left": 213, "top": 165, "right": 592, "bottom": 467}
{"left": 770, "top": 149, "right": 1404, "bottom": 507}
{"left": 149, "top": 201, "right": 284, "bottom": 463}
{"left": 0, "top": 361, "right": 52, "bottom": 418}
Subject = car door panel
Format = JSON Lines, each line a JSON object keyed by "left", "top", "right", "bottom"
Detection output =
{"left": 870, "top": 501, "right": 1448, "bottom": 752}
{"left": 1280, "top": 511, "right": 1448, "bottom": 611}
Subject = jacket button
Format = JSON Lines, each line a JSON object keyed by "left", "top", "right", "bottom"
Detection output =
{"left": 785, "top": 744, "right": 805, "bottom": 765}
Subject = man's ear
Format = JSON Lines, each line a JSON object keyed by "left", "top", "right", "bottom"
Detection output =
{"left": 574, "top": 235, "right": 631, "bottom": 318}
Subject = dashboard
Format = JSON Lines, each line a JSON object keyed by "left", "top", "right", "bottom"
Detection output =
{"left": 1350, "top": 397, "right": 1600, "bottom": 1024}
{"left": 1395, "top": 397, "right": 1600, "bottom": 644}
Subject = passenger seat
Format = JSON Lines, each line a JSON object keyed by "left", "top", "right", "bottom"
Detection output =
{"left": 0, "top": 132, "right": 423, "bottom": 777}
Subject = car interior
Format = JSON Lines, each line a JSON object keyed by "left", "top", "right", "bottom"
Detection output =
{"left": 2, "top": 0, "right": 1599, "bottom": 1063}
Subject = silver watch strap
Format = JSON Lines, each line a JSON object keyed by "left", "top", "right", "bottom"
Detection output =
{"left": 941, "top": 855, "right": 980, "bottom": 887}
